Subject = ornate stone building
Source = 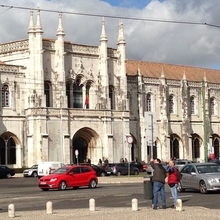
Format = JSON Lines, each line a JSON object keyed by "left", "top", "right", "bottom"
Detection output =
{"left": 0, "top": 10, "right": 219, "bottom": 168}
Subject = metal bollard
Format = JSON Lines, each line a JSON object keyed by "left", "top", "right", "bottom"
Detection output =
{"left": 89, "top": 198, "right": 95, "bottom": 212}
{"left": 8, "top": 204, "right": 15, "bottom": 218}
{"left": 46, "top": 201, "right": 53, "bottom": 214}
{"left": 132, "top": 198, "right": 138, "bottom": 211}
{"left": 176, "top": 199, "right": 182, "bottom": 212}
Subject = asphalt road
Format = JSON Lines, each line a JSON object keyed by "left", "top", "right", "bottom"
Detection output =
{"left": 0, "top": 176, "right": 220, "bottom": 213}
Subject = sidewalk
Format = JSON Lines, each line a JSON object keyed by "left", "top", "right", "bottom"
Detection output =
{"left": 1, "top": 205, "right": 219, "bottom": 220}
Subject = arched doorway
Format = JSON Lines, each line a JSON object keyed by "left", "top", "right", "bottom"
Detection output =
{"left": 192, "top": 134, "right": 201, "bottom": 160}
{"left": 72, "top": 137, "right": 88, "bottom": 163}
{"left": 72, "top": 127, "right": 101, "bottom": 164}
{"left": 0, "top": 132, "right": 17, "bottom": 165}
{"left": 213, "top": 136, "right": 220, "bottom": 159}
{"left": 170, "top": 135, "right": 180, "bottom": 159}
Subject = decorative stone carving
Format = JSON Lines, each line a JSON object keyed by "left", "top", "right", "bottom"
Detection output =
{"left": 166, "top": 79, "right": 180, "bottom": 87}
{"left": 143, "top": 78, "right": 160, "bottom": 85}
{"left": 0, "top": 65, "right": 20, "bottom": 73}
{"left": 0, "top": 40, "right": 29, "bottom": 54}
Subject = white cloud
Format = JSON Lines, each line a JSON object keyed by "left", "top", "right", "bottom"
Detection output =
{"left": 0, "top": 0, "right": 220, "bottom": 68}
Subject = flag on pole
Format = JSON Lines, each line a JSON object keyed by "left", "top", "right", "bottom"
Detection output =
{"left": 85, "top": 94, "right": 89, "bottom": 106}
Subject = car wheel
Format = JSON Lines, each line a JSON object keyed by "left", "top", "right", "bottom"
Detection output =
{"left": 101, "top": 172, "right": 106, "bottom": 177}
{"left": 7, "top": 173, "right": 12, "bottom": 178}
{"left": 32, "top": 172, "right": 38, "bottom": 177}
{"left": 134, "top": 170, "right": 139, "bottom": 175}
{"left": 58, "top": 181, "right": 67, "bottom": 190}
{"left": 177, "top": 182, "right": 185, "bottom": 192}
{"left": 42, "top": 189, "right": 49, "bottom": 191}
{"left": 89, "top": 179, "right": 97, "bottom": 188}
{"left": 199, "top": 180, "right": 207, "bottom": 194}
{"left": 116, "top": 171, "right": 121, "bottom": 176}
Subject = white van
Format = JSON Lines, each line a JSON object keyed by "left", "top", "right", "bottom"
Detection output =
{"left": 37, "top": 162, "right": 65, "bottom": 178}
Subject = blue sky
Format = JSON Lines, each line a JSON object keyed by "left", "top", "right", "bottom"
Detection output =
{"left": 1, "top": 0, "right": 220, "bottom": 70}
{"left": 101, "top": 0, "right": 164, "bottom": 9}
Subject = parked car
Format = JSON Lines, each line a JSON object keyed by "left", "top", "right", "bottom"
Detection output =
{"left": 177, "top": 163, "right": 220, "bottom": 194}
{"left": 145, "top": 162, "right": 168, "bottom": 174}
{"left": 175, "top": 159, "right": 195, "bottom": 171}
{"left": 38, "top": 165, "right": 98, "bottom": 191}
{"left": 105, "top": 163, "right": 139, "bottom": 176}
{"left": 0, "top": 166, "right": 15, "bottom": 178}
{"left": 79, "top": 163, "right": 107, "bottom": 177}
{"left": 130, "top": 162, "right": 143, "bottom": 172}
{"left": 23, "top": 164, "right": 38, "bottom": 177}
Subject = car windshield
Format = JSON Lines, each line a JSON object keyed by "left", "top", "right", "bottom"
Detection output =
{"left": 196, "top": 165, "right": 220, "bottom": 173}
{"left": 53, "top": 167, "right": 69, "bottom": 174}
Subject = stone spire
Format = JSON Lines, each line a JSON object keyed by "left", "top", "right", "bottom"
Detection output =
{"left": 161, "top": 67, "right": 165, "bottom": 78}
{"left": 182, "top": 69, "right": 186, "bottom": 80}
{"left": 117, "top": 20, "right": 126, "bottom": 45}
{"left": 35, "top": 10, "right": 43, "bottom": 33}
{"left": 203, "top": 71, "right": 207, "bottom": 81}
{"left": 137, "top": 63, "right": 141, "bottom": 76}
{"left": 57, "top": 12, "right": 65, "bottom": 36}
{"left": 100, "top": 18, "right": 107, "bottom": 42}
{"left": 28, "top": 10, "right": 35, "bottom": 33}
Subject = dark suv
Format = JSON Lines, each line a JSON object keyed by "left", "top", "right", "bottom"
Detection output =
{"left": 105, "top": 163, "right": 139, "bottom": 176}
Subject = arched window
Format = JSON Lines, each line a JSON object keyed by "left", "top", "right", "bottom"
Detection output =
{"left": 2, "top": 84, "right": 9, "bottom": 107}
{"left": 0, "top": 135, "right": 16, "bottom": 165}
{"left": 66, "top": 84, "right": 71, "bottom": 108}
{"left": 210, "top": 97, "right": 215, "bottom": 115}
{"left": 213, "top": 138, "right": 219, "bottom": 159}
{"left": 0, "top": 138, "right": 5, "bottom": 164}
{"left": 73, "top": 81, "right": 83, "bottom": 108}
{"left": 169, "top": 95, "right": 174, "bottom": 113}
{"left": 192, "top": 137, "right": 200, "bottom": 159}
{"left": 44, "top": 82, "right": 50, "bottom": 107}
{"left": 170, "top": 137, "right": 179, "bottom": 159}
{"left": 85, "top": 85, "right": 90, "bottom": 109}
{"left": 145, "top": 93, "right": 151, "bottom": 112}
{"left": 190, "top": 96, "right": 195, "bottom": 114}
{"left": 7, "top": 138, "right": 16, "bottom": 164}
{"left": 109, "top": 86, "right": 114, "bottom": 110}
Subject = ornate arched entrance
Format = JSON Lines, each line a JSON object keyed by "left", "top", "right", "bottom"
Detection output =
{"left": 72, "top": 127, "right": 101, "bottom": 164}
{"left": 192, "top": 134, "right": 201, "bottom": 161}
{"left": 0, "top": 132, "right": 19, "bottom": 165}
{"left": 170, "top": 134, "right": 181, "bottom": 159}
{"left": 213, "top": 135, "right": 220, "bottom": 159}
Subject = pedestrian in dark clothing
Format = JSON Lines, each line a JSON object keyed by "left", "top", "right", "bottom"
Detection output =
{"left": 150, "top": 158, "right": 167, "bottom": 210}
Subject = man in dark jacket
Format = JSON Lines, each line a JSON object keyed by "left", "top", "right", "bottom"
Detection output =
{"left": 150, "top": 158, "right": 167, "bottom": 210}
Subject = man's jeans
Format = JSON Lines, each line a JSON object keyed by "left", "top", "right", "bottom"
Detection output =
{"left": 170, "top": 184, "right": 178, "bottom": 207}
{"left": 153, "top": 181, "right": 166, "bottom": 208}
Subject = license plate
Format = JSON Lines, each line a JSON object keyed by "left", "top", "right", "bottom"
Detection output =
{"left": 107, "top": 172, "right": 111, "bottom": 174}
{"left": 40, "top": 182, "right": 46, "bottom": 185}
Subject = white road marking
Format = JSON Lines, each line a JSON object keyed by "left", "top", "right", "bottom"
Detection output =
{"left": 169, "top": 195, "right": 193, "bottom": 199}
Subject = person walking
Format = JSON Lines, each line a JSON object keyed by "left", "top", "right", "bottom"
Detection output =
{"left": 167, "top": 159, "right": 179, "bottom": 208}
{"left": 150, "top": 158, "right": 167, "bottom": 210}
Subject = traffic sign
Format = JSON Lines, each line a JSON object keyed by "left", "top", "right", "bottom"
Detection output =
{"left": 127, "top": 136, "right": 133, "bottom": 144}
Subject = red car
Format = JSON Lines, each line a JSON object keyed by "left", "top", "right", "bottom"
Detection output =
{"left": 38, "top": 165, "right": 98, "bottom": 191}
{"left": 143, "top": 164, "right": 147, "bottom": 172}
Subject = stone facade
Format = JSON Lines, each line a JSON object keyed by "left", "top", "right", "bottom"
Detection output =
{"left": 0, "top": 11, "right": 219, "bottom": 168}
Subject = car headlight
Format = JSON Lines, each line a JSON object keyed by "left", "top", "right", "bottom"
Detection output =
{"left": 50, "top": 178, "right": 57, "bottom": 182}
{"left": 208, "top": 178, "right": 219, "bottom": 184}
